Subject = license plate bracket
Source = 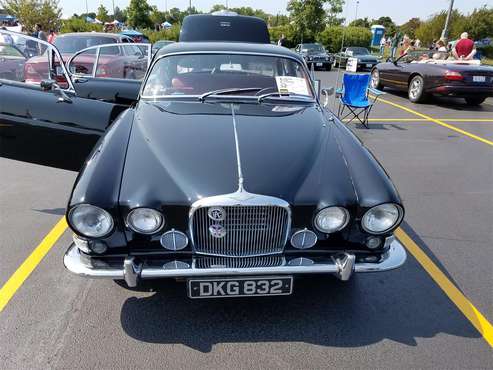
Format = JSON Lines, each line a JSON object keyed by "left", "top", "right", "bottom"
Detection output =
{"left": 188, "top": 276, "right": 293, "bottom": 298}
{"left": 473, "top": 75, "right": 486, "bottom": 83}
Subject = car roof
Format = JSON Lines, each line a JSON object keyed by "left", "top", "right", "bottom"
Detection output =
{"left": 57, "top": 32, "right": 123, "bottom": 39}
{"left": 156, "top": 42, "right": 303, "bottom": 62}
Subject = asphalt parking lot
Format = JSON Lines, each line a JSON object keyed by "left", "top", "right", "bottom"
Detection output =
{"left": 0, "top": 69, "right": 492, "bottom": 369}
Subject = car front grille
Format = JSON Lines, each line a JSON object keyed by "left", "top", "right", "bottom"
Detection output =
{"left": 191, "top": 205, "right": 290, "bottom": 257}
{"left": 195, "top": 255, "right": 284, "bottom": 269}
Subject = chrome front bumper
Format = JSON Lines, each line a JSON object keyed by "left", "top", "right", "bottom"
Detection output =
{"left": 64, "top": 238, "right": 407, "bottom": 287}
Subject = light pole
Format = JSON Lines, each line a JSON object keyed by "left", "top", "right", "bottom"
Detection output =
{"left": 355, "top": 0, "right": 360, "bottom": 21}
{"left": 85, "top": 0, "right": 88, "bottom": 15}
{"left": 441, "top": 0, "right": 454, "bottom": 42}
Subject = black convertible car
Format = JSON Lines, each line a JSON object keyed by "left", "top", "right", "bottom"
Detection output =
{"left": 334, "top": 46, "right": 379, "bottom": 71}
{"left": 371, "top": 50, "right": 493, "bottom": 105}
{"left": 0, "top": 15, "right": 406, "bottom": 298}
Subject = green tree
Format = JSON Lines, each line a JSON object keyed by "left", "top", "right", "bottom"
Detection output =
{"left": 463, "top": 6, "right": 493, "bottom": 40}
{"left": 1, "top": 0, "right": 62, "bottom": 31}
{"left": 326, "top": 0, "right": 345, "bottom": 26}
{"left": 349, "top": 17, "right": 370, "bottom": 28}
{"left": 287, "top": 0, "right": 327, "bottom": 43}
{"left": 113, "top": 6, "right": 126, "bottom": 23}
{"left": 61, "top": 16, "right": 102, "bottom": 33}
{"left": 318, "top": 25, "right": 371, "bottom": 52}
{"left": 399, "top": 17, "right": 421, "bottom": 39}
{"left": 96, "top": 4, "right": 109, "bottom": 23}
{"left": 126, "top": 0, "right": 152, "bottom": 29}
{"left": 415, "top": 10, "right": 466, "bottom": 45}
{"left": 149, "top": 5, "right": 167, "bottom": 26}
{"left": 371, "top": 16, "right": 397, "bottom": 35}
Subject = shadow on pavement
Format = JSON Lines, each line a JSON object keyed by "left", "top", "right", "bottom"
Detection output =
{"left": 119, "top": 236, "right": 480, "bottom": 351}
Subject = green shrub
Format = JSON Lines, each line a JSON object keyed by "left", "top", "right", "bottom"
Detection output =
{"left": 479, "top": 45, "right": 493, "bottom": 59}
{"left": 269, "top": 24, "right": 297, "bottom": 48}
{"left": 60, "top": 18, "right": 103, "bottom": 33}
{"left": 142, "top": 24, "right": 181, "bottom": 43}
{"left": 317, "top": 26, "right": 372, "bottom": 53}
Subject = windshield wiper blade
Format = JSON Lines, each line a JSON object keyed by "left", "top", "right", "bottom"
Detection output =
{"left": 257, "top": 92, "right": 312, "bottom": 103}
{"left": 198, "top": 87, "right": 263, "bottom": 102}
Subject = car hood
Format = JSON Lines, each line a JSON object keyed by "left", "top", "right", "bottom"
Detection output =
{"left": 118, "top": 100, "right": 370, "bottom": 208}
{"left": 356, "top": 54, "right": 378, "bottom": 61}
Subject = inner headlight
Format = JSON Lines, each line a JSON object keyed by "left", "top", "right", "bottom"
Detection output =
{"left": 362, "top": 203, "right": 403, "bottom": 234}
{"left": 126, "top": 208, "right": 164, "bottom": 234}
{"left": 314, "top": 206, "right": 349, "bottom": 233}
{"left": 68, "top": 204, "right": 114, "bottom": 238}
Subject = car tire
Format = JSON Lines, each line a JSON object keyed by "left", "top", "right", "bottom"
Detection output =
{"left": 408, "top": 75, "right": 427, "bottom": 103}
{"left": 464, "top": 97, "right": 486, "bottom": 106}
{"left": 370, "top": 68, "right": 384, "bottom": 90}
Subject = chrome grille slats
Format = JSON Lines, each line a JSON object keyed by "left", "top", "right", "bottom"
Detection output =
{"left": 195, "top": 256, "right": 284, "bottom": 269}
{"left": 190, "top": 201, "right": 290, "bottom": 257}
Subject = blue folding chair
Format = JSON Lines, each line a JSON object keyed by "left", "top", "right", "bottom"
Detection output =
{"left": 336, "top": 73, "right": 385, "bottom": 128}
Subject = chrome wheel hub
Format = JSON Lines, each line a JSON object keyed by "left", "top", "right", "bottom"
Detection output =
{"left": 409, "top": 79, "right": 421, "bottom": 99}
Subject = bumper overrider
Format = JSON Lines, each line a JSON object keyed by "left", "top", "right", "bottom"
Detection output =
{"left": 63, "top": 237, "right": 407, "bottom": 287}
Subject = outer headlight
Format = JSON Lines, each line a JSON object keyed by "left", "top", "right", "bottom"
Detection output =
{"left": 126, "top": 208, "right": 164, "bottom": 234}
{"left": 362, "top": 203, "right": 403, "bottom": 234}
{"left": 314, "top": 206, "right": 350, "bottom": 233}
{"left": 69, "top": 204, "right": 114, "bottom": 238}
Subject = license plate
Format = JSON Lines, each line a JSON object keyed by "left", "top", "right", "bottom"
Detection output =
{"left": 316, "top": 63, "right": 323, "bottom": 67}
{"left": 188, "top": 276, "right": 293, "bottom": 298}
{"left": 473, "top": 76, "right": 486, "bottom": 83}
{"left": 366, "top": 64, "right": 372, "bottom": 68}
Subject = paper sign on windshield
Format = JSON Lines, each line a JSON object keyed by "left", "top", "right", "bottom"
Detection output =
{"left": 275, "top": 76, "right": 309, "bottom": 96}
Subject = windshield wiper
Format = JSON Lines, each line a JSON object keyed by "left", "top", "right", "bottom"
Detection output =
{"left": 257, "top": 92, "right": 312, "bottom": 103}
{"left": 198, "top": 87, "right": 263, "bottom": 102}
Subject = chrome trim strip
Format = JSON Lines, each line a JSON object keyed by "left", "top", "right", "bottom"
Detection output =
{"left": 230, "top": 104, "right": 244, "bottom": 191}
{"left": 64, "top": 238, "right": 407, "bottom": 281}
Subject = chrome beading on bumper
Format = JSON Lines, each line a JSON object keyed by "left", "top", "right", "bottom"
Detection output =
{"left": 63, "top": 239, "right": 407, "bottom": 287}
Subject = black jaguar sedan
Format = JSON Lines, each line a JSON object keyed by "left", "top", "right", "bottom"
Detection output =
{"left": 0, "top": 15, "right": 406, "bottom": 298}
{"left": 334, "top": 46, "right": 379, "bottom": 70}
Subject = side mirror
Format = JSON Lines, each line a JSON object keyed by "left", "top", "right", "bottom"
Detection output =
{"left": 40, "top": 79, "right": 72, "bottom": 103}
{"left": 313, "top": 79, "right": 321, "bottom": 97}
{"left": 321, "top": 87, "right": 335, "bottom": 107}
{"left": 40, "top": 79, "right": 55, "bottom": 91}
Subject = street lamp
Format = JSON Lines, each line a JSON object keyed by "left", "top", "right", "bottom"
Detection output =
{"left": 441, "top": 0, "right": 455, "bottom": 42}
{"left": 355, "top": 0, "right": 360, "bottom": 21}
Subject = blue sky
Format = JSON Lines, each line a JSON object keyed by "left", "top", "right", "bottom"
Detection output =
{"left": 62, "top": 0, "right": 491, "bottom": 25}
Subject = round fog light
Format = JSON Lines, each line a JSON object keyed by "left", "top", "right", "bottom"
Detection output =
{"left": 366, "top": 237, "right": 382, "bottom": 250}
{"left": 90, "top": 241, "right": 108, "bottom": 254}
{"left": 160, "top": 229, "right": 188, "bottom": 251}
{"left": 290, "top": 229, "right": 317, "bottom": 249}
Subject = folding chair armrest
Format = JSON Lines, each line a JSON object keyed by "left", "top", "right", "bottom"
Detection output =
{"left": 368, "top": 87, "right": 385, "bottom": 96}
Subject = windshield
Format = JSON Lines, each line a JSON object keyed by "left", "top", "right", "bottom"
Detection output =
{"left": 0, "top": 44, "right": 24, "bottom": 58}
{"left": 404, "top": 50, "right": 450, "bottom": 62}
{"left": 54, "top": 36, "right": 117, "bottom": 54}
{"left": 142, "top": 53, "right": 314, "bottom": 99}
{"left": 302, "top": 44, "right": 325, "bottom": 53}
{"left": 347, "top": 47, "right": 369, "bottom": 55}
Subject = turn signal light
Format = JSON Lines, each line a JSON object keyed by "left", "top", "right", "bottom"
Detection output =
{"left": 444, "top": 71, "right": 464, "bottom": 81}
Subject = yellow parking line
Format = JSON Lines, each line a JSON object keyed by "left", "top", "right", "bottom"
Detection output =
{"left": 395, "top": 228, "right": 493, "bottom": 348}
{"left": 375, "top": 97, "right": 493, "bottom": 146}
{"left": 360, "top": 118, "right": 493, "bottom": 122}
{"left": 0, "top": 217, "right": 67, "bottom": 312}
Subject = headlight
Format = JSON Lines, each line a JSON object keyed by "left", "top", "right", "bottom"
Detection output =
{"left": 362, "top": 203, "right": 402, "bottom": 234}
{"left": 69, "top": 204, "right": 114, "bottom": 238}
{"left": 126, "top": 208, "right": 164, "bottom": 234}
{"left": 314, "top": 206, "right": 349, "bottom": 233}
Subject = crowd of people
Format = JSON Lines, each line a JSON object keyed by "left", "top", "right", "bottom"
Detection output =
{"left": 379, "top": 31, "right": 477, "bottom": 61}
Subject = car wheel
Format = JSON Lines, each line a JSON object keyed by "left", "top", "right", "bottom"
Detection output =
{"left": 370, "top": 69, "right": 384, "bottom": 90}
{"left": 408, "top": 75, "right": 427, "bottom": 103}
{"left": 464, "top": 97, "right": 486, "bottom": 106}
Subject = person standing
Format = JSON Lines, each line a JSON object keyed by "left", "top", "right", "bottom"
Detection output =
{"left": 0, "top": 26, "right": 14, "bottom": 44}
{"left": 452, "top": 32, "right": 476, "bottom": 60}
{"left": 415, "top": 38, "right": 421, "bottom": 49}
{"left": 391, "top": 32, "right": 401, "bottom": 59}
{"left": 277, "top": 33, "right": 287, "bottom": 47}
{"left": 47, "top": 29, "right": 57, "bottom": 44}
{"left": 379, "top": 35, "right": 386, "bottom": 55}
{"left": 35, "top": 24, "right": 47, "bottom": 42}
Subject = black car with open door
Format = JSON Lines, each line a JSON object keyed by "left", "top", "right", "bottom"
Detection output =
{"left": 0, "top": 15, "right": 406, "bottom": 299}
